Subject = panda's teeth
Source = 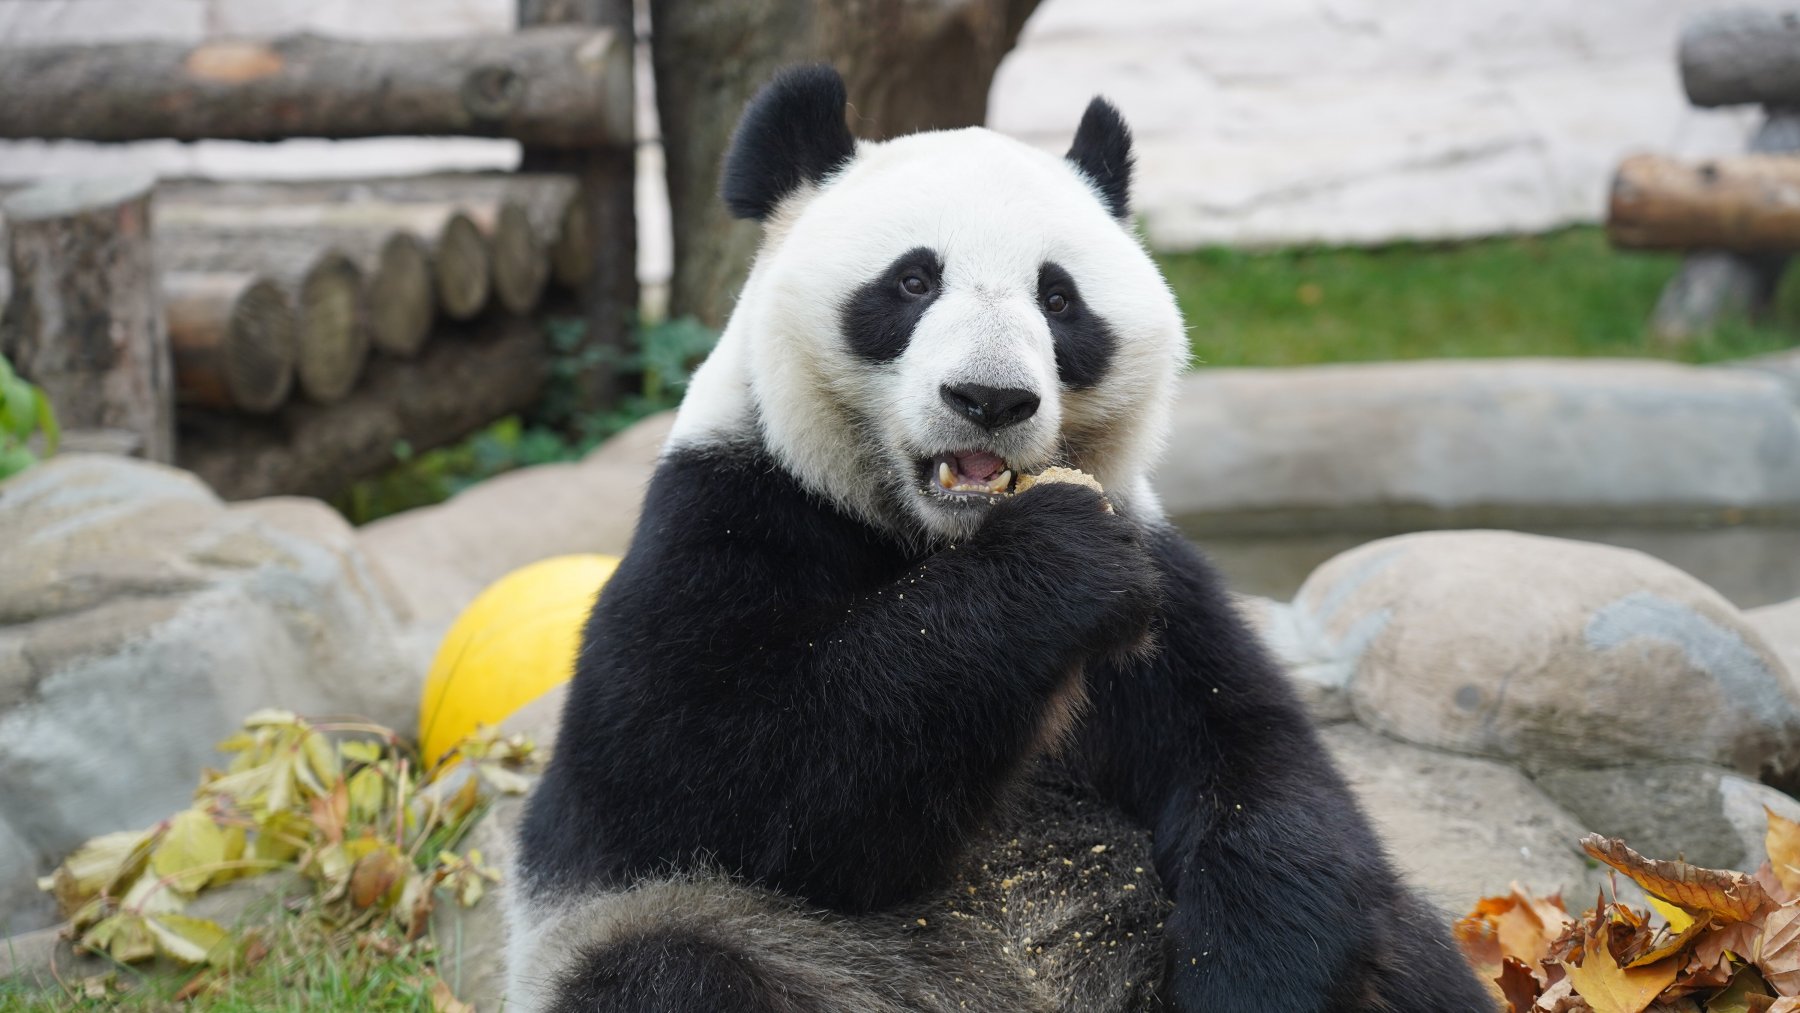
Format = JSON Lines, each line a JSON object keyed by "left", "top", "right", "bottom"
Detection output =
{"left": 937, "top": 462, "right": 956, "bottom": 489}
{"left": 987, "top": 470, "right": 1013, "bottom": 494}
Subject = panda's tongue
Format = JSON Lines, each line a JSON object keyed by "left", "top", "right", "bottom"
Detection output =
{"left": 954, "top": 451, "right": 1006, "bottom": 482}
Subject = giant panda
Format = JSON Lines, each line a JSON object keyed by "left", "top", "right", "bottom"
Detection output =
{"left": 507, "top": 65, "right": 1492, "bottom": 1012}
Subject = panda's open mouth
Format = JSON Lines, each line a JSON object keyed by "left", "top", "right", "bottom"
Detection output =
{"left": 920, "top": 450, "right": 1015, "bottom": 499}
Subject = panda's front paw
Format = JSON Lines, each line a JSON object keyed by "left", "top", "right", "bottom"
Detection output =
{"left": 980, "top": 482, "right": 1161, "bottom": 658}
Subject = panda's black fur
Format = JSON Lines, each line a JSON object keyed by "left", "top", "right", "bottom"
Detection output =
{"left": 511, "top": 66, "right": 1492, "bottom": 1013}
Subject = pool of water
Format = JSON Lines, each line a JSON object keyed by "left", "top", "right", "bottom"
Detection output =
{"left": 1174, "top": 520, "right": 1800, "bottom": 610}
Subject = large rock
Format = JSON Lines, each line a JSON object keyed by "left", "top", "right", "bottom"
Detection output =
{"left": 0, "top": 455, "right": 412, "bottom": 933}
{"left": 1533, "top": 762, "right": 1800, "bottom": 872}
{"left": 1160, "top": 360, "right": 1800, "bottom": 528}
{"left": 1750, "top": 597, "right": 1800, "bottom": 688}
{"left": 1321, "top": 723, "right": 1603, "bottom": 912}
{"left": 1286, "top": 530, "right": 1799, "bottom": 777}
{"left": 431, "top": 687, "right": 561, "bottom": 1011}
{"left": 357, "top": 412, "right": 671, "bottom": 635}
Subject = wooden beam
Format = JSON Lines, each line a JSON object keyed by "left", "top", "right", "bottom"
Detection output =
{"left": 1609, "top": 153, "right": 1800, "bottom": 252}
{"left": 2, "top": 176, "right": 174, "bottom": 461}
{"left": 1643, "top": 112, "right": 1800, "bottom": 346}
{"left": 0, "top": 28, "right": 632, "bottom": 149}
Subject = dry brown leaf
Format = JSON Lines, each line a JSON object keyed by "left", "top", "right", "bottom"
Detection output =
{"left": 348, "top": 847, "right": 405, "bottom": 910}
{"left": 1534, "top": 977, "right": 1590, "bottom": 1012}
{"left": 1697, "top": 921, "right": 1764, "bottom": 969}
{"left": 1767, "top": 810, "right": 1800, "bottom": 902}
{"left": 1582, "top": 836, "right": 1776, "bottom": 925}
{"left": 1769, "top": 998, "right": 1800, "bottom": 1012}
{"left": 1754, "top": 905, "right": 1800, "bottom": 996}
{"left": 1459, "top": 913, "right": 1505, "bottom": 973}
{"left": 1465, "top": 886, "right": 1576, "bottom": 970}
{"left": 1501, "top": 956, "right": 1543, "bottom": 1012}
{"left": 1630, "top": 919, "right": 1712, "bottom": 969}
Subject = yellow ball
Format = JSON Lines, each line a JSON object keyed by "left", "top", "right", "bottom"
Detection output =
{"left": 419, "top": 554, "right": 619, "bottom": 767}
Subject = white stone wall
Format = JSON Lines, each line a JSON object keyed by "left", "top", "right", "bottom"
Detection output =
{"left": 991, "top": 0, "right": 1761, "bottom": 248}
{"left": 0, "top": 0, "right": 1766, "bottom": 256}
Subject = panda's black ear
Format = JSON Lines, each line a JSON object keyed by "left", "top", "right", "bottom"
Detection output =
{"left": 721, "top": 65, "right": 857, "bottom": 221}
{"left": 1065, "top": 97, "right": 1133, "bottom": 220}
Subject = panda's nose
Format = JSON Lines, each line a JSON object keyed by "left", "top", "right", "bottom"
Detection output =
{"left": 940, "top": 383, "right": 1041, "bottom": 431}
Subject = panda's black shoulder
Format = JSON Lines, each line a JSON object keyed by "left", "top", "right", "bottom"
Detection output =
{"left": 611, "top": 440, "right": 903, "bottom": 593}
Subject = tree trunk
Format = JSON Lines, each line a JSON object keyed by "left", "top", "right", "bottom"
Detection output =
{"left": 1649, "top": 110, "right": 1799, "bottom": 345}
{"left": 164, "top": 272, "right": 296, "bottom": 414}
{"left": 178, "top": 312, "right": 551, "bottom": 501}
{"left": 650, "top": 0, "right": 1042, "bottom": 328}
{"left": 520, "top": 0, "right": 637, "bottom": 410}
{"left": 0, "top": 28, "right": 632, "bottom": 149}
{"left": 1681, "top": 8, "right": 1800, "bottom": 108}
{"left": 157, "top": 231, "right": 368, "bottom": 404}
{"left": 1, "top": 176, "right": 174, "bottom": 461}
{"left": 1608, "top": 153, "right": 1800, "bottom": 252}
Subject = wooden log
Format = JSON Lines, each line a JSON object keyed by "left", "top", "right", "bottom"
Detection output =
{"left": 156, "top": 192, "right": 492, "bottom": 325}
{"left": 0, "top": 28, "right": 633, "bottom": 149}
{"left": 1, "top": 176, "right": 174, "bottom": 461}
{"left": 1680, "top": 8, "right": 1800, "bottom": 107}
{"left": 164, "top": 272, "right": 296, "bottom": 414}
{"left": 178, "top": 312, "right": 551, "bottom": 501}
{"left": 157, "top": 202, "right": 441, "bottom": 354}
{"left": 1608, "top": 153, "right": 1800, "bottom": 252}
{"left": 1649, "top": 111, "right": 1800, "bottom": 345}
{"left": 158, "top": 232, "right": 368, "bottom": 403}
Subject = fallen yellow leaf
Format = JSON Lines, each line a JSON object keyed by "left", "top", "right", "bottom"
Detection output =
{"left": 1561, "top": 946, "right": 1678, "bottom": 1013}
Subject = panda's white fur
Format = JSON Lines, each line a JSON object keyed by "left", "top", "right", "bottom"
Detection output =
{"left": 670, "top": 126, "right": 1187, "bottom": 543}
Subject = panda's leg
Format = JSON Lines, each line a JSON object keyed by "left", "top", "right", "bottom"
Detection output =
{"left": 507, "top": 875, "right": 1055, "bottom": 1013}
{"left": 1074, "top": 527, "right": 1491, "bottom": 1013}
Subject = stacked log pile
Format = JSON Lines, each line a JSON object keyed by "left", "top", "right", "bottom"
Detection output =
{"left": 1606, "top": 7, "right": 1800, "bottom": 344}
{"left": 0, "top": 25, "right": 634, "bottom": 501}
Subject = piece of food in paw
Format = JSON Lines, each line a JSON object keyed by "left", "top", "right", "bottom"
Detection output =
{"left": 1014, "top": 467, "right": 1111, "bottom": 511}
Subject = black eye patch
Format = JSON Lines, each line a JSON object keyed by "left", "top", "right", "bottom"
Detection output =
{"left": 1038, "top": 262, "right": 1116, "bottom": 389}
{"left": 839, "top": 247, "right": 943, "bottom": 362}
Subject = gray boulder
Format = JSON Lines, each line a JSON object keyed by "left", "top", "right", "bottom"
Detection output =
{"left": 1533, "top": 762, "right": 1800, "bottom": 872}
{"left": 1750, "top": 596, "right": 1800, "bottom": 688}
{"left": 1321, "top": 723, "right": 1604, "bottom": 910}
{"left": 1285, "top": 530, "right": 1798, "bottom": 776}
{"left": 0, "top": 455, "right": 413, "bottom": 933}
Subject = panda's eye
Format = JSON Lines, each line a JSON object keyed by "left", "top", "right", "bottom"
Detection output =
{"left": 1045, "top": 291, "right": 1070, "bottom": 314}
{"left": 900, "top": 274, "right": 930, "bottom": 297}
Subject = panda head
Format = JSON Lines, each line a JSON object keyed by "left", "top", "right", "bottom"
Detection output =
{"left": 671, "top": 65, "right": 1188, "bottom": 544}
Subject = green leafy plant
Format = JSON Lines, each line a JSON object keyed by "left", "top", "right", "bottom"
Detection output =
{"left": 0, "top": 353, "right": 58, "bottom": 479}
{"left": 38, "top": 711, "right": 536, "bottom": 984}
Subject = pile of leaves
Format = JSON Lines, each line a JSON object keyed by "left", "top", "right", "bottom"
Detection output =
{"left": 37, "top": 710, "right": 537, "bottom": 990}
{"left": 1458, "top": 812, "right": 1800, "bottom": 1012}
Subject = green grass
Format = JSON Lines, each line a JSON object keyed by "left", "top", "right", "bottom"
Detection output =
{"left": 1156, "top": 227, "right": 1799, "bottom": 367}
{"left": 0, "top": 913, "right": 443, "bottom": 1012}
